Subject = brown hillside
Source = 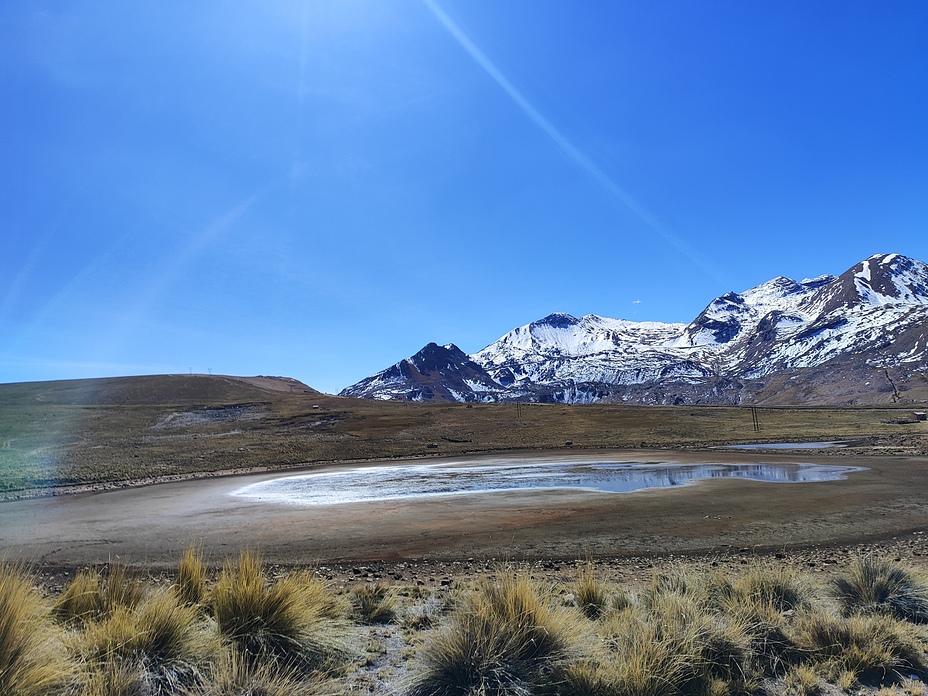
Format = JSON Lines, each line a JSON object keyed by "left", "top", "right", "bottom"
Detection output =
{"left": 1, "top": 374, "right": 926, "bottom": 496}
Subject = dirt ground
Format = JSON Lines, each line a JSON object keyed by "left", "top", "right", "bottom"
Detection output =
{"left": 2, "top": 448, "right": 927, "bottom": 572}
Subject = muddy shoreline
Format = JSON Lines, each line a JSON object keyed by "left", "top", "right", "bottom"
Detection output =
{"left": 2, "top": 447, "right": 927, "bottom": 573}
{"left": 0, "top": 438, "right": 891, "bottom": 502}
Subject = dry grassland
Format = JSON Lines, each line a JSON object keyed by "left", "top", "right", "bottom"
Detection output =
{"left": 5, "top": 550, "right": 928, "bottom": 696}
{"left": 1, "top": 374, "right": 925, "bottom": 496}
{"left": 3, "top": 376, "right": 928, "bottom": 694}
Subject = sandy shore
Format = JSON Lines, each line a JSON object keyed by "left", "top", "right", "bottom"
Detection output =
{"left": 2, "top": 448, "right": 927, "bottom": 570}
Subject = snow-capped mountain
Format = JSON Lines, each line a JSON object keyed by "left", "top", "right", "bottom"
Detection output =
{"left": 341, "top": 254, "right": 928, "bottom": 405}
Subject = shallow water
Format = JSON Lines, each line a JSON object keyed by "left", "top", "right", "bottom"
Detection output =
{"left": 232, "top": 457, "right": 865, "bottom": 506}
{"left": 723, "top": 441, "right": 853, "bottom": 450}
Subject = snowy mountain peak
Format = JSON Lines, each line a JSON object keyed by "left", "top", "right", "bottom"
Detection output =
{"left": 856, "top": 253, "right": 928, "bottom": 305}
{"left": 814, "top": 253, "right": 928, "bottom": 310}
{"left": 532, "top": 312, "right": 580, "bottom": 328}
{"left": 799, "top": 274, "right": 836, "bottom": 289}
{"left": 741, "top": 276, "right": 809, "bottom": 308}
{"left": 681, "top": 292, "right": 750, "bottom": 346}
{"left": 342, "top": 253, "right": 928, "bottom": 405}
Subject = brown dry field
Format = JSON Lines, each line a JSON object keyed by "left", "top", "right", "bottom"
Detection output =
{"left": 1, "top": 374, "right": 928, "bottom": 574}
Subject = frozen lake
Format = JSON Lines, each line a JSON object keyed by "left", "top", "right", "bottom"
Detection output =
{"left": 232, "top": 456, "right": 865, "bottom": 506}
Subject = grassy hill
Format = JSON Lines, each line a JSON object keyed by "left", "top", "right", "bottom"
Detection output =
{"left": 1, "top": 374, "right": 926, "bottom": 495}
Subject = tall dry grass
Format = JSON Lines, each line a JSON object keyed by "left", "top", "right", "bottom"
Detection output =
{"left": 175, "top": 545, "right": 208, "bottom": 608}
{"left": 832, "top": 556, "right": 928, "bottom": 624}
{"left": 53, "top": 561, "right": 145, "bottom": 625}
{"left": 563, "top": 588, "right": 754, "bottom": 696}
{"left": 563, "top": 563, "right": 850, "bottom": 696}
{"left": 715, "top": 565, "right": 808, "bottom": 614}
{"left": 179, "top": 648, "right": 323, "bottom": 696}
{"left": 566, "top": 612, "right": 699, "bottom": 696}
{"left": 349, "top": 582, "right": 397, "bottom": 625}
{"left": 713, "top": 565, "right": 809, "bottom": 674}
{"left": 0, "top": 562, "right": 76, "bottom": 695}
{"left": 782, "top": 663, "right": 821, "bottom": 696}
{"left": 72, "top": 587, "right": 216, "bottom": 695}
{"left": 408, "top": 572, "right": 581, "bottom": 696}
{"left": 53, "top": 567, "right": 105, "bottom": 624}
{"left": 8, "top": 552, "right": 928, "bottom": 695}
{"left": 210, "top": 551, "right": 346, "bottom": 676}
{"left": 575, "top": 561, "right": 617, "bottom": 620}
{"left": 789, "top": 610, "right": 924, "bottom": 681}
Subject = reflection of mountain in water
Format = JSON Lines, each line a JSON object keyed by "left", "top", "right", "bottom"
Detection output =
{"left": 582, "top": 463, "right": 834, "bottom": 492}
{"left": 233, "top": 459, "right": 865, "bottom": 506}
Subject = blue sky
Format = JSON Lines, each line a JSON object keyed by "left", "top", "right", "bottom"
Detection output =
{"left": 2, "top": 1, "right": 927, "bottom": 395}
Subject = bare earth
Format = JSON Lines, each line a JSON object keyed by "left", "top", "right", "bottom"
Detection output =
{"left": 2, "top": 448, "right": 927, "bottom": 570}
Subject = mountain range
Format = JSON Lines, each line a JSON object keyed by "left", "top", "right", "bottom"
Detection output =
{"left": 341, "top": 253, "right": 928, "bottom": 405}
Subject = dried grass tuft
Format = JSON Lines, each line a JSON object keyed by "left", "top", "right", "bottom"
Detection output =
{"left": 210, "top": 551, "right": 347, "bottom": 676}
{"left": 832, "top": 556, "right": 928, "bottom": 624}
{"left": 175, "top": 545, "right": 208, "bottom": 608}
{"left": 408, "top": 571, "right": 580, "bottom": 696}
{"left": 73, "top": 587, "right": 216, "bottom": 695}
{"left": 350, "top": 582, "right": 397, "bottom": 625}
{"left": 0, "top": 562, "right": 76, "bottom": 696}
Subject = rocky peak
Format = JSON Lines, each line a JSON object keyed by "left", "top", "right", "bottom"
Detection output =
{"left": 532, "top": 313, "right": 580, "bottom": 329}
{"left": 861, "top": 254, "right": 928, "bottom": 304}
{"left": 408, "top": 343, "right": 469, "bottom": 374}
{"left": 808, "top": 254, "right": 928, "bottom": 313}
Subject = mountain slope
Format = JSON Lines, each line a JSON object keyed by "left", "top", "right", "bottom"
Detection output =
{"left": 341, "top": 254, "right": 928, "bottom": 405}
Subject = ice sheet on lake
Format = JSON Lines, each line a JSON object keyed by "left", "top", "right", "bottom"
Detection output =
{"left": 231, "top": 458, "right": 865, "bottom": 507}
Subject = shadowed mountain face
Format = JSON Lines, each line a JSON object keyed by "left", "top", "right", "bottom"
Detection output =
{"left": 341, "top": 254, "right": 928, "bottom": 405}
{"left": 354, "top": 343, "right": 504, "bottom": 403}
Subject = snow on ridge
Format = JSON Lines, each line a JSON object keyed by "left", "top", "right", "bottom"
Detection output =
{"left": 464, "top": 378, "right": 502, "bottom": 393}
{"left": 469, "top": 254, "right": 928, "bottom": 392}
{"left": 856, "top": 260, "right": 872, "bottom": 282}
{"left": 343, "top": 254, "right": 928, "bottom": 402}
{"left": 852, "top": 254, "right": 928, "bottom": 306}
{"left": 739, "top": 275, "right": 826, "bottom": 312}
{"left": 473, "top": 312, "right": 687, "bottom": 366}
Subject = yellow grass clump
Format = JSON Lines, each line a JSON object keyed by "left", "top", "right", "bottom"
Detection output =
{"left": 7, "top": 551, "right": 928, "bottom": 695}
{"left": 72, "top": 587, "right": 217, "bottom": 695}
{"left": 789, "top": 610, "right": 924, "bottom": 682}
{"left": 831, "top": 556, "right": 928, "bottom": 624}
{"left": 0, "top": 562, "right": 76, "bottom": 695}
{"left": 179, "top": 648, "right": 324, "bottom": 696}
{"left": 53, "top": 560, "right": 145, "bottom": 625}
{"left": 210, "top": 551, "right": 348, "bottom": 677}
{"left": 175, "top": 545, "right": 208, "bottom": 608}
{"left": 408, "top": 571, "right": 582, "bottom": 696}
{"left": 349, "top": 581, "right": 397, "bottom": 625}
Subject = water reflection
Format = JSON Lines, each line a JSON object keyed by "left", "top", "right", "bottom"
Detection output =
{"left": 232, "top": 458, "right": 865, "bottom": 507}
{"left": 723, "top": 441, "right": 853, "bottom": 450}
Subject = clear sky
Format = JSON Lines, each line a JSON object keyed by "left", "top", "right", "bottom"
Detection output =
{"left": 2, "top": 1, "right": 927, "bottom": 395}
